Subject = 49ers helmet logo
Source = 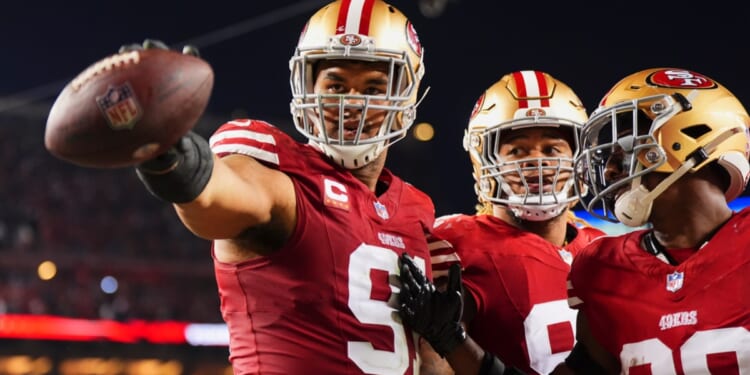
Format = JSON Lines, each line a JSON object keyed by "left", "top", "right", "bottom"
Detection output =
{"left": 339, "top": 34, "right": 362, "bottom": 46}
{"left": 526, "top": 108, "right": 546, "bottom": 117}
{"left": 647, "top": 69, "right": 717, "bottom": 89}
{"left": 470, "top": 93, "right": 485, "bottom": 119}
{"left": 405, "top": 21, "right": 422, "bottom": 56}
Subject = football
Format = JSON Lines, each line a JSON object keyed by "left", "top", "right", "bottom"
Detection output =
{"left": 44, "top": 47, "right": 214, "bottom": 168}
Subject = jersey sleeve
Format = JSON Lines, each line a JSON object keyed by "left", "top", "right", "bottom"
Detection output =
{"left": 429, "top": 214, "right": 464, "bottom": 279}
{"left": 208, "top": 119, "right": 288, "bottom": 167}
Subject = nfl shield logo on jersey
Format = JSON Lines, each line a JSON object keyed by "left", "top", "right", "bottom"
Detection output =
{"left": 373, "top": 201, "right": 389, "bottom": 220}
{"left": 558, "top": 249, "right": 573, "bottom": 265}
{"left": 666, "top": 271, "right": 684, "bottom": 292}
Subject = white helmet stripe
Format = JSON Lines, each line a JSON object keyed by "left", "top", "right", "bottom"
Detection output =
{"left": 338, "top": 0, "right": 375, "bottom": 35}
{"left": 516, "top": 70, "right": 551, "bottom": 108}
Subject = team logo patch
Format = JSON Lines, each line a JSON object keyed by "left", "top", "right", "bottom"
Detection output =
{"left": 470, "top": 93, "right": 485, "bottom": 119}
{"left": 405, "top": 21, "right": 422, "bottom": 56}
{"left": 647, "top": 69, "right": 717, "bottom": 89}
{"left": 526, "top": 108, "right": 546, "bottom": 117}
{"left": 96, "top": 83, "right": 142, "bottom": 130}
{"left": 666, "top": 271, "right": 684, "bottom": 292}
{"left": 339, "top": 34, "right": 362, "bottom": 46}
{"left": 323, "top": 178, "right": 350, "bottom": 211}
{"left": 373, "top": 201, "right": 389, "bottom": 220}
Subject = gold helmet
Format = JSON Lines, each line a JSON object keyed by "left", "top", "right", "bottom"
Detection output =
{"left": 463, "top": 70, "right": 588, "bottom": 221}
{"left": 289, "top": 0, "right": 426, "bottom": 169}
{"left": 576, "top": 68, "right": 750, "bottom": 226}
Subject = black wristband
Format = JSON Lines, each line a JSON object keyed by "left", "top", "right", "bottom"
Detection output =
{"left": 136, "top": 131, "right": 213, "bottom": 203}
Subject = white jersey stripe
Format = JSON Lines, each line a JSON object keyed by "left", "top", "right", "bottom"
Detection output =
{"left": 520, "top": 70, "right": 542, "bottom": 108}
{"left": 209, "top": 129, "right": 276, "bottom": 148}
{"left": 211, "top": 143, "right": 280, "bottom": 165}
{"left": 344, "top": 0, "right": 366, "bottom": 34}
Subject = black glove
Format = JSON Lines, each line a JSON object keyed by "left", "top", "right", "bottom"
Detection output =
{"left": 119, "top": 38, "right": 200, "bottom": 57}
{"left": 121, "top": 39, "right": 211, "bottom": 203}
{"left": 135, "top": 130, "right": 213, "bottom": 203}
{"left": 398, "top": 252, "right": 466, "bottom": 357}
{"left": 120, "top": 38, "right": 203, "bottom": 173}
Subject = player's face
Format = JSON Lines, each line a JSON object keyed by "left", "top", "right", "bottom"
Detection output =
{"left": 497, "top": 127, "right": 574, "bottom": 196}
{"left": 312, "top": 60, "right": 392, "bottom": 141}
{"left": 597, "top": 118, "right": 655, "bottom": 202}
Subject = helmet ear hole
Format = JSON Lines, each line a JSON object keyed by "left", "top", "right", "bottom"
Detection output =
{"left": 680, "top": 124, "right": 712, "bottom": 139}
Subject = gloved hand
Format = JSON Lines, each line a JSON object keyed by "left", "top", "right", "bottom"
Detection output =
{"left": 122, "top": 40, "right": 207, "bottom": 176}
{"left": 119, "top": 38, "right": 200, "bottom": 57}
{"left": 398, "top": 252, "right": 466, "bottom": 357}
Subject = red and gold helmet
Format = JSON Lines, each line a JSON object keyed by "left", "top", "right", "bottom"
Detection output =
{"left": 464, "top": 70, "right": 588, "bottom": 221}
{"left": 576, "top": 68, "right": 750, "bottom": 226}
{"left": 290, "top": 0, "right": 426, "bottom": 169}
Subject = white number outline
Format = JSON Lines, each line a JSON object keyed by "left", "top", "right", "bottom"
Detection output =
{"left": 620, "top": 327, "right": 750, "bottom": 374}
{"left": 347, "top": 243, "right": 425, "bottom": 375}
{"left": 524, "top": 300, "right": 577, "bottom": 374}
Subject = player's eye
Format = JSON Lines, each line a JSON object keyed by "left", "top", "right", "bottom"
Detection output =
{"left": 326, "top": 84, "right": 345, "bottom": 93}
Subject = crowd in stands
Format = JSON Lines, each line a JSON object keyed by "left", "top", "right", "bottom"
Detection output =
{"left": 0, "top": 111, "right": 223, "bottom": 323}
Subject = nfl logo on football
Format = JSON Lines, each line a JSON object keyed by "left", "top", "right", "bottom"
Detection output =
{"left": 96, "top": 83, "right": 142, "bottom": 130}
{"left": 666, "top": 271, "right": 684, "bottom": 292}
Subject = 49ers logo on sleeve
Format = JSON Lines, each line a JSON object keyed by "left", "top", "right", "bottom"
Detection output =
{"left": 647, "top": 69, "right": 717, "bottom": 89}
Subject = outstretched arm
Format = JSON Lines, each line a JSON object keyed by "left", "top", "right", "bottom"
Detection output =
{"left": 129, "top": 40, "right": 296, "bottom": 242}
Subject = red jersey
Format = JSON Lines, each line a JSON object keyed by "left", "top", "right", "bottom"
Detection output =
{"left": 430, "top": 214, "right": 604, "bottom": 374}
{"left": 208, "top": 120, "right": 435, "bottom": 375}
{"left": 568, "top": 208, "right": 750, "bottom": 374}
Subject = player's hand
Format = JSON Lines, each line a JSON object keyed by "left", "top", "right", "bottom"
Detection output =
{"left": 119, "top": 38, "right": 200, "bottom": 57}
{"left": 120, "top": 40, "right": 205, "bottom": 173}
{"left": 398, "top": 253, "right": 466, "bottom": 357}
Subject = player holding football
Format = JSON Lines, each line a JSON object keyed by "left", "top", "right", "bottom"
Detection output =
{"left": 399, "top": 67, "right": 750, "bottom": 374}
{"left": 416, "top": 71, "right": 604, "bottom": 375}
{"left": 129, "top": 1, "right": 434, "bottom": 374}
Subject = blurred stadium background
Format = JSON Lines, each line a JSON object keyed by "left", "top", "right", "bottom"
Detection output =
{"left": 2, "top": 0, "right": 747, "bottom": 374}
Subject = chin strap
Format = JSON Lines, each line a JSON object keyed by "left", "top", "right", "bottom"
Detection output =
{"left": 615, "top": 158, "right": 695, "bottom": 227}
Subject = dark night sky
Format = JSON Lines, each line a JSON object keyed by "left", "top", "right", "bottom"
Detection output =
{"left": 2, "top": 0, "right": 746, "bottom": 216}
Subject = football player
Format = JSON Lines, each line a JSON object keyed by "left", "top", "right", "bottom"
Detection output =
{"left": 419, "top": 71, "right": 605, "bottom": 374}
{"left": 132, "top": 1, "right": 435, "bottom": 373}
{"left": 558, "top": 67, "right": 750, "bottom": 373}
{"left": 400, "top": 68, "right": 750, "bottom": 374}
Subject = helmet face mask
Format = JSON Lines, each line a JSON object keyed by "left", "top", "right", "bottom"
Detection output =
{"left": 576, "top": 96, "right": 677, "bottom": 222}
{"left": 576, "top": 68, "right": 750, "bottom": 226}
{"left": 289, "top": 0, "right": 425, "bottom": 169}
{"left": 465, "top": 71, "right": 588, "bottom": 221}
